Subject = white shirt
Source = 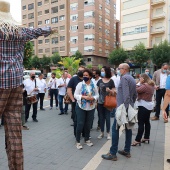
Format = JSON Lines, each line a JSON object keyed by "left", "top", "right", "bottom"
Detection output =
{"left": 111, "top": 75, "right": 120, "bottom": 90}
{"left": 160, "top": 73, "right": 167, "bottom": 89}
{"left": 24, "top": 79, "right": 40, "bottom": 95}
{"left": 48, "top": 78, "right": 58, "bottom": 89}
{"left": 137, "top": 99, "right": 154, "bottom": 111}
{"left": 58, "top": 77, "right": 70, "bottom": 95}
{"left": 36, "top": 78, "right": 47, "bottom": 93}
{"left": 92, "top": 77, "right": 101, "bottom": 85}
{"left": 74, "top": 81, "right": 99, "bottom": 111}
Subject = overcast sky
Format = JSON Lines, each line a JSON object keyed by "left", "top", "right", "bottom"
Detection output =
{"left": 8, "top": 0, "right": 120, "bottom": 22}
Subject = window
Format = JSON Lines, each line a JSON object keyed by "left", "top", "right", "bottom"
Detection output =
{"left": 70, "top": 36, "right": 78, "bottom": 43}
{"left": 105, "top": 39, "right": 110, "bottom": 46}
{"left": 70, "top": 25, "right": 78, "bottom": 31}
{"left": 28, "top": 3, "right": 34, "bottom": 10}
{"left": 60, "top": 26, "right": 65, "bottom": 30}
{"left": 84, "top": 23, "right": 95, "bottom": 29}
{"left": 99, "top": 15, "right": 102, "bottom": 21}
{"left": 70, "top": 47, "right": 78, "bottom": 53}
{"left": 60, "top": 36, "right": 65, "bottom": 41}
{"left": 38, "top": 49, "right": 43, "bottom": 53}
{"left": 99, "top": 37, "right": 102, "bottom": 43}
{"left": 22, "top": 5, "right": 26, "bottom": 10}
{"left": 45, "top": 19, "right": 50, "bottom": 24}
{"left": 51, "top": 17, "right": 58, "bottom": 23}
{"left": 38, "top": 40, "right": 43, "bottom": 44}
{"left": 114, "top": 4, "right": 116, "bottom": 10}
{"left": 84, "top": 46, "right": 95, "bottom": 52}
{"left": 84, "top": 34, "right": 95, "bottom": 41}
{"left": 51, "top": 0, "right": 58, "bottom": 3}
{"left": 105, "top": 0, "right": 110, "bottom": 5}
{"left": 70, "top": 14, "right": 78, "bottom": 21}
{"left": 45, "top": 39, "right": 49, "bottom": 43}
{"left": 123, "top": 25, "right": 147, "bottom": 36}
{"left": 23, "top": 15, "right": 26, "bottom": 19}
{"left": 38, "top": 1, "right": 42, "bottom": 6}
{"left": 99, "top": 48, "right": 102, "bottom": 53}
{"left": 38, "top": 11, "right": 42, "bottom": 16}
{"left": 45, "top": 48, "right": 50, "bottom": 53}
{"left": 105, "top": 29, "right": 110, "bottom": 35}
{"left": 99, "top": 26, "right": 102, "bottom": 31}
{"left": 105, "top": 8, "right": 110, "bottom": 15}
{"left": 105, "top": 19, "right": 110, "bottom": 25}
{"left": 38, "top": 21, "right": 42, "bottom": 25}
{"left": 60, "top": 46, "right": 65, "bottom": 51}
{"left": 59, "top": 15, "right": 65, "bottom": 21}
{"left": 84, "top": 11, "right": 95, "bottom": 18}
{"left": 60, "top": 4, "right": 65, "bottom": 10}
{"left": 52, "top": 47, "right": 59, "bottom": 54}
{"left": 155, "top": 37, "right": 162, "bottom": 44}
{"left": 44, "top": 0, "right": 49, "bottom": 4}
{"left": 99, "top": 4, "right": 102, "bottom": 10}
{"left": 84, "top": 0, "right": 95, "bottom": 6}
{"left": 52, "top": 37, "right": 58, "bottom": 44}
{"left": 51, "top": 7, "right": 58, "bottom": 14}
{"left": 28, "top": 22, "right": 34, "bottom": 28}
{"left": 45, "top": 9, "right": 49, "bottom": 14}
{"left": 70, "top": 3, "right": 78, "bottom": 10}
{"left": 28, "top": 13, "right": 34, "bottom": 19}
{"left": 87, "top": 58, "right": 92, "bottom": 62}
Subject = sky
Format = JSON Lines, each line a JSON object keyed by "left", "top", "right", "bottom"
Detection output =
{"left": 8, "top": 0, "right": 120, "bottom": 22}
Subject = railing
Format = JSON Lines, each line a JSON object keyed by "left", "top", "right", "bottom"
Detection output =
{"left": 151, "top": 26, "right": 165, "bottom": 33}
{"left": 152, "top": 12, "right": 166, "bottom": 19}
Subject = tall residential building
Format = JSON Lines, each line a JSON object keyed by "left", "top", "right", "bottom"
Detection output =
{"left": 21, "top": 0, "right": 117, "bottom": 66}
{"left": 120, "top": 0, "right": 169, "bottom": 50}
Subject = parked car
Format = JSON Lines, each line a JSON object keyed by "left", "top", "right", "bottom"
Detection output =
{"left": 23, "top": 70, "right": 41, "bottom": 80}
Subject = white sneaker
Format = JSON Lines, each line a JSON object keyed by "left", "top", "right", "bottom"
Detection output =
{"left": 85, "top": 140, "right": 93, "bottom": 147}
{"left": 107, "top": 134, "right": 111, "bottom": 140}
{"left": 76, "top": 143, "right": 83, "bottom": 150}
{"left": 98, "top": 133, "right": 104, "bottom": 139}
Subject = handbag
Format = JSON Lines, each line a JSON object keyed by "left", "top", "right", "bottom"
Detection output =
{"left": 104, "top": 93, "right": 117, "bottom": 109}
{"left": 64, "top": 93, "right": 71, "bottom": 104}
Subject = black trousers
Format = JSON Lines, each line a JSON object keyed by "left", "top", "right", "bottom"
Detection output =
{"left": 155, "top": 89, "right": 169, "bottom": 118}
{"left": 25, "top": 102, "right": 38, "bottom": 120}
{"left": 50, "top": 89, "right": 58, "bottom": 107}
{"left": 37, "top": 93, "right": 45, "bottom": 109}
{"left": 135, "top": 106, "right": 151, "bottom": 142}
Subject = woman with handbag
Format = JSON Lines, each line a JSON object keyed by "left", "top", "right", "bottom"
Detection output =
{"left": 97, "top": 66, "right": 115, "bottom": 140}
{"left": 131, "top": 74, "right": 155, "bottom": 146}
{"left": 74, "top": 69, "right": 99, "bottom": 149}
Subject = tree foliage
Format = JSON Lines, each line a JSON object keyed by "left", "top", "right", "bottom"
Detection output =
{"left": 24, "top": 41, "right": 33, "bottom": 69}
{"left": 40, "top": 55, "right": 51, "bottom": 69}
{"left": 150, "top": 40, "right": 170, "bottom": 67}
{"left": 51, "top": 52, "right": 61, "bottom": 65}
{"left": 72, "top": 50, "right": 85, "bottom": 65}
{"left": 108, "top": 48, "right": 128, "bottom": 66}
{"left": 30, "top": 55, "right": 41, "bottom": 69}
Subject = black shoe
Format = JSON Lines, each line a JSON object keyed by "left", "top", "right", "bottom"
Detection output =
{"left": 33, "top": 119, "right": 38, "bottom": 122}
{"left": 102, "top": 153, "right": 117, "bottom": 161}
{"left": 118, "top": 150, "right": 131, "bottom": 158}
{"left": 58, "top": 112, "right": 64, "bottom": 115}
{"left": 40, "top": 108, "right": 45, "bottom": 111}
{"left": 70, "top": 123, "right": 74, "bottom": 126}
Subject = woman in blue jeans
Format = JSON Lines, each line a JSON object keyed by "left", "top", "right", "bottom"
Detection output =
{"left": 74, "top": 69, "right": 99, "bottom": 149}
{"left": 97, "top": 66, "right": 115, "bottom": 140}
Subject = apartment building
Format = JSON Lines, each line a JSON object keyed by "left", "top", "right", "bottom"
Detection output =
{"left": 21, "top": 0, "right": 117, "bottom": 66}
{"left": 120, "top": 0, "right": 169, "bottom": 50}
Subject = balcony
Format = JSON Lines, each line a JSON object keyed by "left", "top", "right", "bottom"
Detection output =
{"left": 151, "top": 0, "right": 165, "bottom": 6}
{"left": 151, "top": 12, "right": 165, "bottom": 20}
{"left": 151, "top": 26, "right": 165, "bottom": 35}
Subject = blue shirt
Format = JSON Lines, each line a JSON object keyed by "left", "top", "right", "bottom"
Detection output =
{"left": 166, "top": 75, "right": 170, "bottom": 90}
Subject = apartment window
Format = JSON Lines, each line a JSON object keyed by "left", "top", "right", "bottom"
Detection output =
{"left": 70, "top": 36, "right": 78, "bottom": 43}
{"left": 114, "top": 24, "right": 116, "bottom": 30}
{"left": 60, "top": 4, "right": 65, "bottom": 10}
{"left": 52, "top": 37, "right": 58, "bottom": 44}
{"left": 51, "top": 7, "right": 58, "bottom": 14}
{"left": 38, "top": 40, "right": 43, "bottom": 44}
{"left": 22, "top": 5, "right": 26, "bottom": 10}
{"left": 84, "top": 0, "right": 95, "bottom": 6}
{"left": 105, "top": 29, "right": 110, "bottom": 35}
{"left": 45, "top": 9, "right": 49, "bottom": 14}
{"left": 51, "top": 17, "right": 58, "bottom": 23}
{"left": 52, "top": 47, "right": 59, "bottom": 54}
{"left": 28, "top": 13, "right": 34, "bottom": 19}
{"left": 123, "top": 25, "right": 147, "bottom": 36}
{"left": 60, "top": 26, "right": 65, "bottom": 30}
{"left": 99, "top": 15, "right": 102, "bottom": 21}
{"left": 105, "top": 0, "right": 110, "bottom": 5}
{"left": 105, "top": 39, "right": 110, "bottom": 46}
{"left": 99, "top": 26, "right": 102, "bottom": 31}
{"left": 23, "top": 15, "right": 26, "bottom": 19}
{"left": 87, "top": 58, "right": 92, "bottom": 62}
{"left": 45, "top": 19, "right": 50, "bottom": 24}
{"left": 44, "top": 0, "right": 49, "bottom": 4}
{"left": 51, "top": 0, "right": 58, "bottom": 3}
{"left": 114, "top": 4, "right": 116, "bottom": 10}
{"left": 71, "top": 47, "right": 78, "bottom": 53}
{"left": 45, "top": 48, "right": 50, "bottom": 53}
{"left": 59, "top": 15, "right": 65, "bottom": 21}
{"left": 38, "top": 11, "right": 42, "bottom": 16}
{"left": 99, "top": 48, "right": 102, "bottom": 53}
{"left": 105, "top": 8, "right": 110, "bottom": 15}
{"left": 155, "top": 7, "right": 163, "bottom": 15}
{"left": 28, "top": 3, "right": 34, "bottom": 10}
{"left": 105, "top": 19, "right": 110, "bottom": 25}
{"left": 84, "top": 23, "right": 95, "bottom": 29}
{"left": 99, "top": 4, "right": 102, "bottom": 10}
{"left": 45, "top": 39, "right": 49, "bottom": 43}
{"left": 60, "top": 36, "right": 65, "bottom": 41}
{"left": 84, "top": 46, "right": 95, "bottom": 52}
{"left": 38, "top": 49, "right": 43, "bottom": 53}
{"left": 99, "top": 37, "right": 102, "bottom": 43}
{"left": 84, "top": 34, "right": 95, "bottom": 41}
{"left": 70, "top": 14, "right": 78, "bottom": 21}
{"left": 28, "top": 22, "right": 34, "bottom": 28}
{"left": 84, "top": 11, "right": 95, "bottom": 18}
{"left": 60, "top": 46, "right": 65, "bottom": 51}
{"left": 70, "top": 3, "right": 78, "bottom": 10}
{"left": 155, "top": 37, "right": 162, "bottom": 44}
{"left": 70, "top": 25, "right": 78, "bottom": 31}
{"left": 38, "top": 21, "right": 42, "bottom": 25}
{"left": 38, "top": 1, "right": 42, "bottom": 6}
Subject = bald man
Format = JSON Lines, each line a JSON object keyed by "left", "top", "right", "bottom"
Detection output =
{"left": 102, "top": 63, "right": 137, "bottom": 161}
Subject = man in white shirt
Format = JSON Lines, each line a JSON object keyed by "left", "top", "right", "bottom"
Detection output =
{"left": 24, "top": 71, "right": 40, "bottom": 122}
{"left": 48, "top": 73, "right": 59, "bottom": 110}
{"left": 58, "top": 72, "right": 70, "bottom": 115}
{"left": 111, "top": 68, "right": 120, "bottom": 91}
{"left": 37, "top": 73, "right": 47, "bottom": 110}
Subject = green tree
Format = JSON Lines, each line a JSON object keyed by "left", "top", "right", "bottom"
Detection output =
{"left": 86, "top": 64, "right": 92, "bottom": 69}
{"left": 40, "top": 55, "right": 51, "bottom": 69}
{"left": 30, "top": 55, "right": 41, "bottom": 69}
{"left": 150, "top": 40, "right": 170, "bottom": 67}
{"left": 24, "top": 41, "right": 33, "bottom": 69}
{"left": 51, "top": 52, "right": 61, "bottom": 65}
{"left": 98, "top": 64, "right": 103, "bottom": 70}
{"left": 72, "top": 50, "right": 85, "bottom": 65}
{"left": 108, "top": 48, "right": 128, "bottom": 66}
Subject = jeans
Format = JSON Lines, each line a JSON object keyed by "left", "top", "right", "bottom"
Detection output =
{"left": 98, "top": 104, "right": 111, "bottom": 133}
{"left": 110, "top": 118, "right": 132, "bottom": 155}
{"left": 37, "top": 93, "right": 45, "bottom": 109}
{"left": 135, "top": 106, "right": 151, "bottom": 142}
{"left": 50, "top": 89, "right": 58, "bottom": 108}
{"left": 110, "top": 108, "right": 116, "bottom": 118}
{"left": 76, "top": 105, "right": 95, "bottom": 143}
{"left": 25, "top": 101, "right": 38, "bottom": 120}
{"left": 155, "top": 89, "right": 169, "bottom": 118}
{"left": 59, "top": 95, "right": 68, "bottom": 113}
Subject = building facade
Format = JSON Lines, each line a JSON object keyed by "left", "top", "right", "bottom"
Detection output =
{"left": 21, "top": 0, "right": 117, "bottom": 66}
{"left": 120, "top": 0, "right": 169, "bottom": 50}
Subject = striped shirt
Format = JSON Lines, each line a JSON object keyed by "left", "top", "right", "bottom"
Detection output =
{"left": 0, "top": 27, "right": 51, "bottom": 89}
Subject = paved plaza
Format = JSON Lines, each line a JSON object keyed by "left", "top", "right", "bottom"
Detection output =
{"left": 0, "top": 100, "right": 169, "bottom": 170}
